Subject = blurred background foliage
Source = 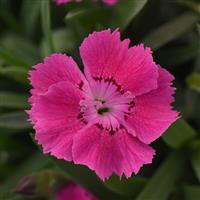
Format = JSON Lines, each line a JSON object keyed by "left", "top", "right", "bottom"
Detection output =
{"left": 0, "top": 0, "right": 200, "bottom": 199}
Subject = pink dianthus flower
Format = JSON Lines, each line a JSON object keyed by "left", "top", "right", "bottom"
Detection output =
{"left": 55, "top": 0, "right": 118, "bottom": 6}
{"left": 55, "top": 183, "right": 98, "bottom": 200}
{"left": 55, "top": 0, "right": 81, "bottom": 5}
{"left": 28, "top": 29, "right": 178, "bottom": 180}
{"left": 102, "top": 0, "right": 117, "bottom": 5}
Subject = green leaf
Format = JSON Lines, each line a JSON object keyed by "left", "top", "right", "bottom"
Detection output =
{"left": 1, "top": 34, "right": 40, "bottom": 67}
{"left": 41, "top": 28, "right": 78, "bottom": 56}
{"left": 0, "top": 152, "right": 48, "bottom": 194}
{"left": 21, "top": 0, "right": 40, "bottom": 36}
{"left": 189, "top": 141, "right": 200, "bottom": 182}
{"left": 65, "top": 8, "right": 110, "bottom": 40}
{"left": 52, "top": 158, "right": 124, "bottom": 200}
{"left": 0, "top": 111, "right": 30, "bottom": 129}
{"left": 194, "top": 24, "right": 200, "bottom": 71}
{"left": 186, "top": 73, "right": 200, "bottom": 92}
{"left": 143, "top": 12, "right": 198, "bottom": 50}
{"left": 136, "top": 152, "right": 185, "bottom": 200}
{"left": 0, "top": 193, "right": 26, "bottom": 200}
{"left": 197, "top": 23, "right": 200, "bottom": 35}
{"left": 0, "top": 46, "right": 31, "bottom": 68}
{"left": 110, "top": 0, "right": 148, "bottom": 31}
{"left": 0, "top": 92, "right": 28, "bottom": 109}
{"left": 178, "top": 0, "right": 200, "bottom": 15}
{"left": 0, "top": 3, "right": 21, "bottom": 33}
{"left": 162, "top": 118, "right": 197, "bottom": 149}
{"left": 156, "top": 43, "right": 199, "bottom": 66}
{"left": 183, "top": 184, "right": 200, "bottom": 200}
{"left": 104, "top": 175, "right": 147, "bottom": 197}
{"left": 0, "top": 66, "right": 28, "bottom": 85}
{"left": 65, "top": 0, "right": 148, "bottom": 38}
{"left": 41, "top": 0, "right": 54, "bottom": 55}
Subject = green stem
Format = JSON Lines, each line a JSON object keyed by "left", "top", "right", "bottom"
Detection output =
{"left": 41, "top": 0, "right": 54, "bottom": 55}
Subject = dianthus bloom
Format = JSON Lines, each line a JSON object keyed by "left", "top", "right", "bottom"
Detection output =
{"left": 28, "top": 29, "right": 178, "bottom": 180}
{"left": 55, "top": 0, "right": 81, "bottom": 5}
{"left": 55, "top": 0, "right": 117, "bottom": 6}
{"left": 55, "top": 183, "right": 97, "bottom": 200}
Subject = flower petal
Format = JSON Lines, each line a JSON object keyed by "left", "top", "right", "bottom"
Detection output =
{"left": 127, "top": 67, "right": 179, "bottom": 144}
{"left": 29, "top": 53, "right": 85, "bottom": 103}
{"left": 73, "top": 126, "right": 155, "bottom": 180}
{"left": 28, "top": 81, "right": 84, "bottom": 161}
{"left": 55, "top": 183, "right": 97, "bottom": 200}
{"left": 80, "top": 29, "right": 158, "bottom": 96}
{"left": 102, "top": 0, "right": 118, "bottom": 5}
{"left": 55, "top": 0, "right": 72, "bottom": 5}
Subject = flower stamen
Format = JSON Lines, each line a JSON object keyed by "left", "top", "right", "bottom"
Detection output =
{"left": 78, "top": 77, "right": 134, "bottom": 132}
{"left": 97, "top": 107, "right": 110, "bottom": 115}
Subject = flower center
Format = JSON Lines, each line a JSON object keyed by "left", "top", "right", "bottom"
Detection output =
{"left": 78, "top": 77, "right": 134, "bottom": 133}
{"left": 97, "top": 106, "right": 110, "bottom": 115}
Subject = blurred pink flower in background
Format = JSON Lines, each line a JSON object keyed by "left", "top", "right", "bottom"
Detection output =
{"left": 102, "top": 0, "right": 117, "bottom": 5}
{"left": 28, "top": 29, "right": 178, "bottom": 180}
{"left": 55, "top": 183, "right": 98, "bottom": 200}
{"left": 55, "top": 0, "right": 81, "bottom": 5}
{"left": 55, "top": 0, "right": 118, "bottom": 6}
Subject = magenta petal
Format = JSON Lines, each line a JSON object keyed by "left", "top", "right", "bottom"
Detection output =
{"left": 102, "top": 0, "right": 118, "bottom": 5}
{"left": 80, "top": 29, "right": 129, "bottom": 80}
{"left": 55, "top": 0, "right": 82, "bottom": 5}
{"left": 55, "top": 0, "right": 73, "bottom": 5}
{"left": 73, "top": 126, "right": 155, "bottom": 180}
{"left": 114, "top": 44, "right": 158, "bottom": 96}
{"left": 29, "top": 53, "right": 85, "bottom": 103}
{"left": 55, "top": 183, "right": 97, "bottom": 200}
{"left": 80, "top": 29, "right": 158, "bottom": 96}
{"left": 28, "top": 81, "right": 84, "bottom": 161}
{"left": 55, "top": 0, "right": 116, "bottom": 6}
{"left": 127, "top": 67, "right": 179, "bottom": 144}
